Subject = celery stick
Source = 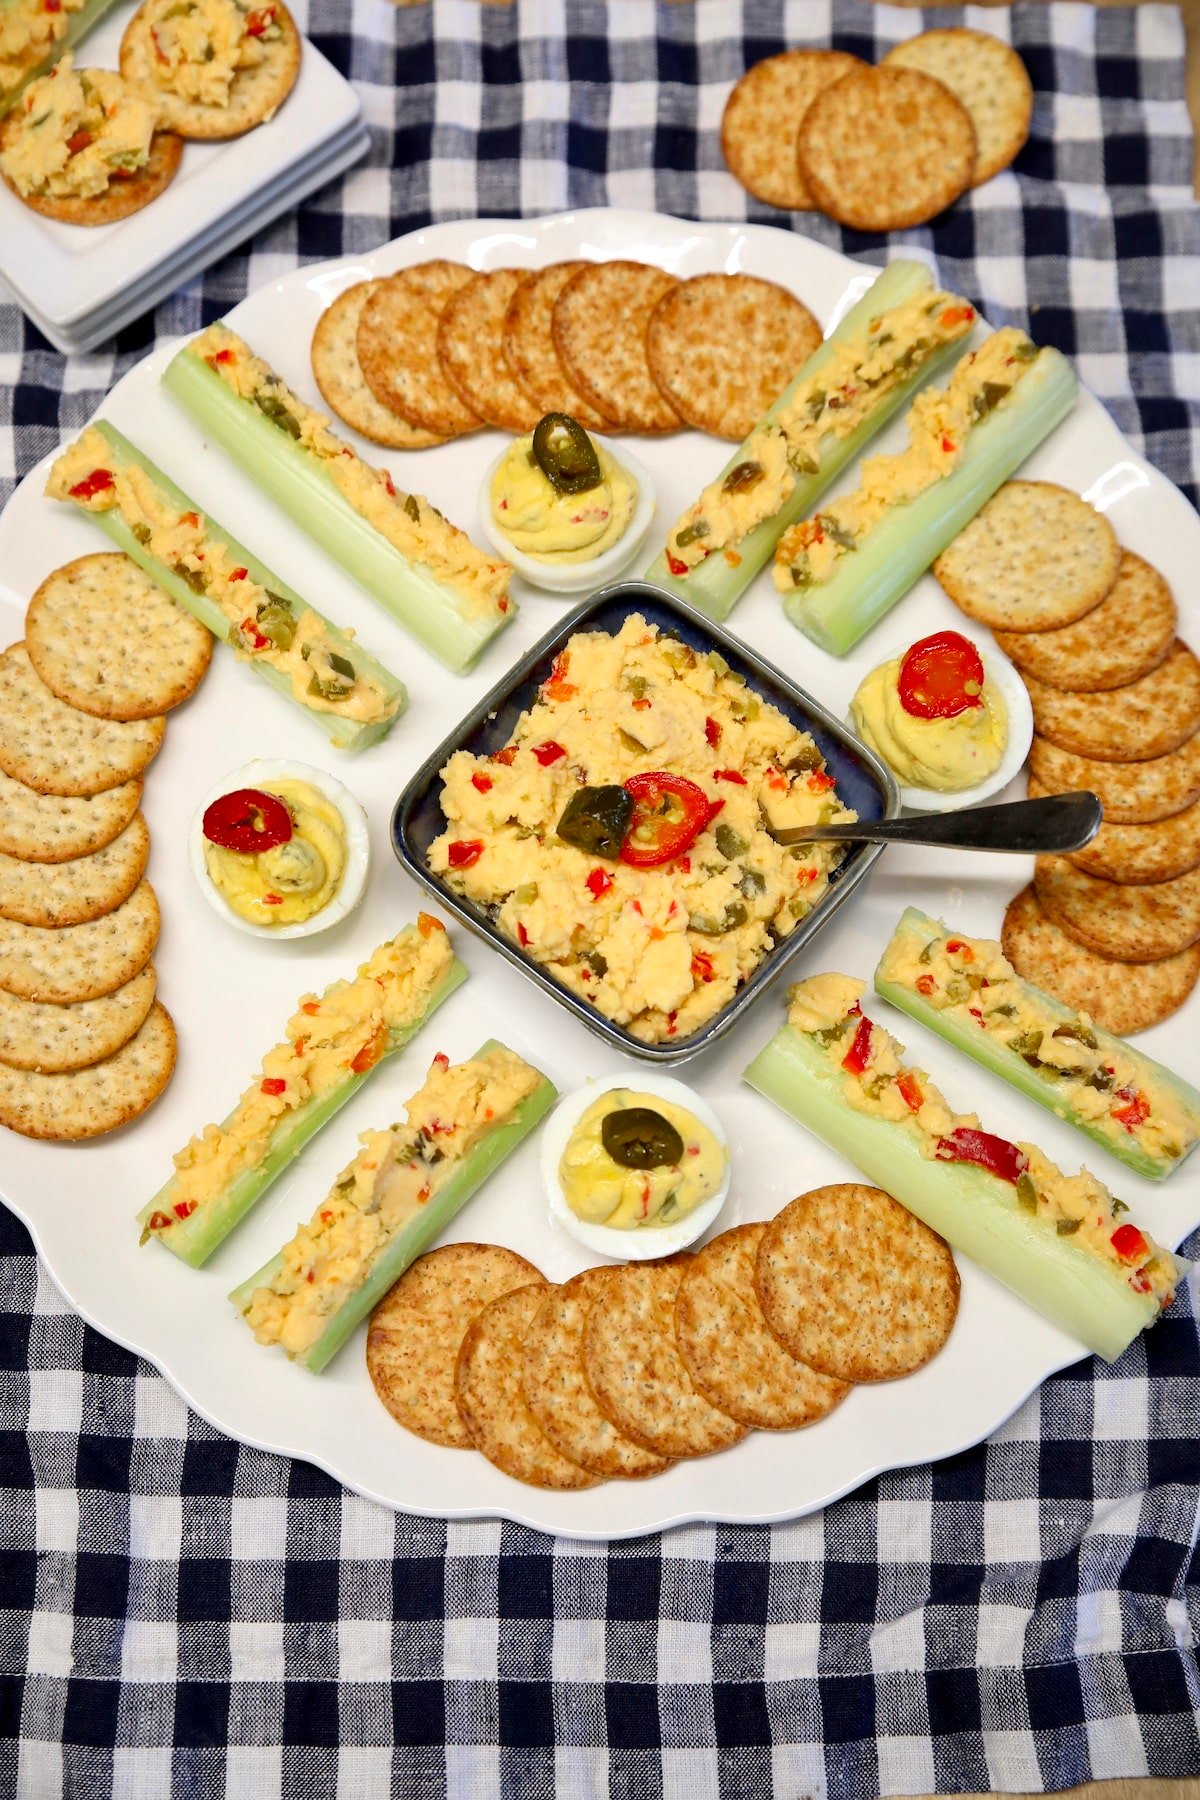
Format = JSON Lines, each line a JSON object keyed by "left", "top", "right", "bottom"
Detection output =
{"left": 0, "top": 0, "right": 120, "bottom": 118}
{"left": 743, "top": 1024, "right": 1187, "bottom": 1363}
{"left": 161, "top": 344, "right": 516, "bottom": 675}
{"left": 138, "top": 949, "right": 467, "bottom": 1268}
{"left": 229, "top": 1046, "right": 558, "bottom": 1373}
{"left": 874, "top": 907, "right": 1200, "bottom": 1182}
{"left": 644, "top": 260, "right": 969, "bottom": 619}
{"left": 783, "top": 348, "right": 1078, "bottom": 655}
{"left": 55, "top": 423, "right": 407, "bottom": 752}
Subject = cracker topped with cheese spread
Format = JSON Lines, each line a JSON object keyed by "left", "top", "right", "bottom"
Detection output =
{"left": 120, "top": 0, "right": 300, "bottom": 140}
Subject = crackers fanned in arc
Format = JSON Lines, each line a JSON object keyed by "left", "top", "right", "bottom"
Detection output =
{"left": 1024, "top": 643, "right": 1200, "bottom": 764}
{"left": 1028, "top": 780, "right": 1200, "bottom": 886}
{"left": 646, "top": 274, "right": 823, "bottom": 442}
{"left": 796, "top": 65, "right": 976, "bottom": 232}
{"left": 0, "top": 644, "right": 164, "bottom": 798}
{"left": 357, "top": 262, "right": 482, "bottom": 437}
{"left": 0, "top": 814, "right": 150, "bottom": 928}
{"left": 1035, "top": 855, "right": 1200, "bottom": 963}
{"left": 0, "top": 964, "right": 157, "bottom": 1074}
{"left": 720, "top": 49, "right": 866, "bottom": 211}
{"left": 1029, "top": 732, "right": 1200, "bottom": 825}
{"left": 311, "top": 281, "right": 445, "bottom": 449}
{"left": 0, "top": 1000, "right": 176, "bottom": 1140}
{"left": 756, "top": 1185, "right": 959, "bottom": 1384}
{"left": 553, "top": 262, "right": 684, "bottom": 434}
{"left": 994, "top": 550, "right": 1177, "bottom": 693}
{"left": 119, "top": 0, "right": 301, "bottom": 140}
{"left": 0, "top": 880, "right": 160, "bottom": 1005}
{"left": 367, "top": 1242, "right": 544, "bottom": 1448}
{"left": 1001, "top": 885, "right": 1200, "bottom": 1035}
{"left": 26, "top": 553, "right": 212, "bottom": 722}
{"left": 934, "top": 481, "right": 1120, "bottom": 633}
{"left": 0, "top": 766, "right": 142, "bottom": 864}
{"left": 882, "top": 28, "right": 1032, "bottom": 187}
{"left": 1, "top": 125, "right": 183, "bottom": 225}
{"left": 437, "top": 269, "right": 542, "bottom": 435}
{"left": 502, "top": 264, "right": 613, "bottom": 429}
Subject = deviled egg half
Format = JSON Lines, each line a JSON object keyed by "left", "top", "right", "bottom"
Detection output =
{"left": 479, "top": 411, "right": 656, "bottom": 594}
{"left": 541, "top": 1071, "right": 731, "bottom": 1260}
{"left": 188, "top": 758, "right": 370, "bottom": 940}
{"left": 848, "top": 628, "right": 1033, "bottom": 811}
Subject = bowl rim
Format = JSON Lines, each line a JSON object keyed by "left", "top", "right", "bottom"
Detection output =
{"left": 390, "top": 579, "right": 901, "bottom": 1065}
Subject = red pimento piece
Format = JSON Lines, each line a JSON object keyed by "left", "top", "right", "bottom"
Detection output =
{"left": 704, "top": 799, "right": 725, "bottom": 828}
{"left": 841, "top": 1015, "right": 873, "bottom": 1075}
{"left": 173, "top": 1200, "right": 197, "bottom": 1220}
{"left": 940, "top": 305, "right": 975, "bottom": 328}
{"left": 301, "top": 1001, "right": 320, "bottom": 1016}
{"left": 517, "top": 923, "right": 530, "bottom": 947}
{"left": 945, "top": 939, "right": 973, "bottom": 958}
{"left": 666, "top": 1012, "right": 678, "bottom": 1037}
{"left": 935, "top": 1128, "right": 1027, "bottom": 1184}
{"left": 498, "top": 597, "right": 510, "bottom": 614}
{"left": 350, "top": 1024, "right": 387, "bottom": 1075}
{"left": 261, "top": 1077, "right": 287, "bottom": 1097}
{"left": 916, "top": 973, "right": 936, "bottom": 996}
{"left": 941, "top": 436, "right": 955, "bottom": 455}
{"left": 68, "top": 468, "right": 114, "bottom": 501}
{"left": 897, "top": 630, "right": 986, "bottom": 721}
{"left": 262, "top": 893, "right": 284, "bottom": 907}
{"left": 203, "top": 788, "right": 292, "bottom": 855}
{"left": 471, "top": 774, "right": 495, "bottom": 797}
{"left": 969, "top": 1006, "right": 986, "bottom": 1028}
{"left": 666, "top": 553, "right": 688, "bottom": 577}
{"left": 433, "top": 1052, "right": 450, "bottom": 1071}
{"left": 382, "top": 472, "right": 396, "bottom": 497}
{"left": 896, "top": 1071, "right": 923, "bottom": 1113}
{"left": 417, "top": 913, "right": 445, "bottom": 937}
{"left": 491, "top": 745, "right": 518, "bottom": 767}
{"left": 1111, "top": 1087, "right": 1151, "bottom": 1131}
{"left": 632, "top": 697, "right": 651, "bottom": 711}
{"left": 229, "top": 567, "right": 248, "bottom": 582}
{"left": 585, "top": 867, "right": 613, "bottom": 901}
{"left": 147, "top": 1211, "right": 172, "bottom": 1233}
{"left": 532, "top": 740, "right": 567, "bottom": 767}
{"left": 543, "top": 653, "right": 577, "bottom": 701}
{"left": 704, "top": 716, "right": 721, "bottom": 748}
{"left": 621, "top": 771, "right": 713, "bottom": 868}
{"left": 214, "top": 348, "right": 235, "bottom": 365}
{"left": 1111, "top": 1223, "right": 1148, "bottom": 1263}
{"left": 245, "top": 6, "right": 275, "bottom": 34}
{"left": 807, "top": 770, "right": 836, "bottom": 794}
{"left": 691, "top": 950, "right": 716, "bottom": 984}
{"left": 713, "top": 769, "right": 746, "bottom": 786}
{"left": 447, "top": 839, "right": 484, "bottom": 869}
{"left": 239, "top": 616, "right": 270, "bottom": 651}
{"left": 66, "top": 129, "right": 92, "bottom": 155}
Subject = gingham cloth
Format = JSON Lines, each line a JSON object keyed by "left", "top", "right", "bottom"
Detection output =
{"left": 2, "top": 4, "right": 1199, "bottom": 1795}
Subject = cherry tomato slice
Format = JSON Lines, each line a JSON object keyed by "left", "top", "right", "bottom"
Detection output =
{"left": 620, "top": 772, "right": 712, "bottom": 868}
{"left": 897, "top": 630, "right": 986, "bottom": 720}
{"left": 202, "top": 788, "right": 292, "bottom": 855}
{"left": 935, "top": 1127, "right": 1027, "bottom": 1185}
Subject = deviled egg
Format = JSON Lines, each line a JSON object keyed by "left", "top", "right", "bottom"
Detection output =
{"left": 188, "top": 758, "right": 370, "bottom": 940}
{"left": 541, "top": 1071, "right": 730, "bottom": 1260}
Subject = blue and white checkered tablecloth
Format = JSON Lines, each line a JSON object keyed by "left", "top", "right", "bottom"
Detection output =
{"left": 2, "top": 4, "right": 1199, "bottom": 1795}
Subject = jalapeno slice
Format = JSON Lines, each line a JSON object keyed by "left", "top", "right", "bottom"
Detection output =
{"left": 556, "top": 785, "right": 634, "bottom": 860}
{"left": 202, "top": 788, "right": 293, "bottom": 855}
{"left": 601, "top": 1106, "right": 684, "bottom": 1170}
{"left": 531, "top": 413, "right": 603, "bottom": 496}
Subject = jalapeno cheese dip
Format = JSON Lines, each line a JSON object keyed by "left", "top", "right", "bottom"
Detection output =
{"left": 559, "top": 1088, "right": 725, "bottom": 1228}
{"left": 851, "top": 629, "right": 1007, "bottom": 793}
{"left": 202, "top": 778, "right": 346, "bottom": 926}
{"left": 124, "top": 0, "right": 280, "bottom": 112}
{"left": 428, "top": 612, "right": 857, "bottom": 1045}
{"left": 490, "top": 415, "right": 638, "bottom": 565}
{"left": 0, "top": 58, "right": 154, "bottom": 199}
{"left": 0, "top": 0, "right": 86, "bottom": 106}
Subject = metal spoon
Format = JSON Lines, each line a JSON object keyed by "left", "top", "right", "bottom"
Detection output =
{"left": 767, "top": 790, "right": 1102, "bottom": 856}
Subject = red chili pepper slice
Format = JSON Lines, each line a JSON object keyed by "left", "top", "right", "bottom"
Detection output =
{"left": 203, "top": 788, "right": 292, "bottom": 855}
{"left": 1111, "top": 1087, "right": 1150, "bottom": 1132}
{"left": 713, "top": 769, "right": 747, "bottom": 786}
{"left": 532, "top": 740, "right": 567, "bottom": 767}
{"left": 585, "top": 867, "right": 613, "bottom": 901}
{"left": 896, "top": 1071, "right": 923, "bottom": 1113}
{"left": 1111, "top": 1223, "right": 1148, "bottom": 1262}
{"left": 261, "top": 1077, "right": 287, "bottom": 1096}
{"left": 471, "top": 772, "right": 493, "bottom": 794}
{"left": 935, "top": 1127, "right": 1027, "bottom": 1184}
{"left": 68, "top": 468, "right": 114, "bottom": 501}
{"left": 447, "top": 839, "right": 484, "bottom": 869}
{"left": 704, "top": 716, "right": 721, "bottom": 748}
{"left": 620, "top": 771, "right": 713, "bottom": 868}
{"left": 840, "top": 1015, "right": 873, "bottom": 1075}
{"left": 897, "top": 631, "right": 986, "bottom": 721}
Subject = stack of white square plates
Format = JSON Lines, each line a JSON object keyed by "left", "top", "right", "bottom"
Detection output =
{"left": 0, "top": 4, "right": 367, "bottom": 354}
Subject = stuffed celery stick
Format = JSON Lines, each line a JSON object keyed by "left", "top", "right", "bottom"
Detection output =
{"left": 744, "top": 974, "right": 1188, "bottom": 1363}
{"left": 874, "top": 908, "right": 1200, "bottom": 1182}
{"left": 47, "top": 422, "right": 407, "bottom": 752}
{"left": 230, "top": 1040, "right": 557, "bottom": 1373}
{"left": 162, "top": 324, "right": 515, "bottom": 674}
{"left": 139, "top": 916, "right": 466, "bottom": 1267}
{"left": 777, "top": 334, "right": 1077, "bottom": 654}
{"left": 645, "top": 260, "right": 978, "bottom": 619}
{"left": 0, "top": 0, "right": 120, "bottom": 119}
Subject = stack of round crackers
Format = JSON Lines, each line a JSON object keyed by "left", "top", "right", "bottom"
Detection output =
{"left": 366, "top": 1184, "right": 960, "bottom": 1489}
{"left": 933, "top": 481, "right": 1200, "bottom": 1034}
{"left": 312, "top": 262, "right": 822, "bottom": 447}
{"left": 722, "top": 31, "right": 1032, "bottom": 230}
{"left": 0, "top": 552, "right": 211, "bottom": 1139}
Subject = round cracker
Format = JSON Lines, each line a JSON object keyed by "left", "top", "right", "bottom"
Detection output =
{"left": 993, "top": 550, "right": 1177, "bottom": 693}
{"left": 756, "top": 1184, "right": 959, "bottom": 1384}
{"left": 581, "top": 1257, "right": 747, "bottom": 1460}
{"left": 1023, "top": 644, "right": 1200, "bottom": 764}
{"left": 1034, "top": 854, "right": 1200, "bottom": 963}
{"left": 120, "top": 0, "right": 300, "bottom": 139}
{"left": 0, "top": 767, "right": 141, "bottom": 864}
{"left": 646, "top": 274, "right": 823, "bottom": 442}
{"left": 720, "top": 50, "right": 866, "bottom": 211}
{"left": 883, "top": 28, "right": 1032, "bottom": 186}
{"left": 311, "top": 281, "right": 444, "bottom": 450}
{"left": 453, "top": 1284, "right": 601, "bottom": 1490}
{"left": 437, "top": 269, "right": 541, "bottom": 435}
{"left": 502, "top": 264, "right": 613, "bottom": 429}
{"left": 0, "top": 644, "right": 165, "bottom": 798}
{"left": 26, "top": 553, "right": 211, "bottom": 722}
{"left": 357, "top": 262, "right": 482, "bottom": 438}
{"left": 0, "top": 999, "right": 175, "bottom": 1140}
{"left": 675, "top": 1224, "right": 851, "bottom": 1432}
{"left": 1001, "top": 884, "right": 1200, "bottom": 1035}
{"left": 933, "top": 482, "right": 1120, "bottom": 633}
{"left": 796, "top": 65, "right": 976, "bottom": 232}
{"left": 1029, "top": 778, "right": 1200, "bottom": 885}
{"left": 0, "top": 814, "right": 149, "bottom": 929}
{"left": 552, "top": 262, "right": 684, "bottom": 434}
{"left": 1, "top": 126, "right": 182, "bottom": 224}
{"left": 367, "top": 1242, "right": 544, "bottom": 1448}
{"left": 0, "top": 963, "right": 156, "bottom": 1074}
{"left": 521, "top": 1267, "right": 670, "bottom": 1481}
{"left": 1029, "top": 732, "right": 1200, "bottom": 825}
{"left": 0, "top": 880, "right": 159, "bottom": 1004}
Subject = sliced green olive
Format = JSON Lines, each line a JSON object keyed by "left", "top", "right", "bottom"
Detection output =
{"left": 555, "top": 785, "right": 633, "bottom": 860}
{"left": 722, "top": 461, "right": 764, "bottom": 495}
{"left": 714, "top": 823, "right": 748, "bottom": 861}
{"left": 601, "top": 1106, "right": 684, "bottom": 1170}
{"left": 674, "top": 519, "right": 710, "bottom": 549}
{"left": 255, "top": 596, "right": 296, "bottom": 651}
{"left": 531, "top": 413, "right": 602, "bottom": 495}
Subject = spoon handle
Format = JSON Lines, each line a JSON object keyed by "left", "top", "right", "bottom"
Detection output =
{"left": 773, "top": 791, "right": 1103, "bottom": 855}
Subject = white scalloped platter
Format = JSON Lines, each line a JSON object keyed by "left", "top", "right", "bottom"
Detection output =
{"left": 1, "top": 210, "right": 1196, "bottom": 1539}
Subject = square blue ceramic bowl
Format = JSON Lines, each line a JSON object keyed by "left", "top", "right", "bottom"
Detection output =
{"left": 391, "top": 581, "right": 899, "bottom": 1064}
